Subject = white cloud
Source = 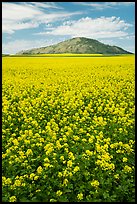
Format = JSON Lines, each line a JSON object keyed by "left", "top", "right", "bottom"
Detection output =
{"left": 2, "top": 39, "right": 61, "bottom": 54}
{"left": 36, "top": 16, "right": 133, "bottom": 39}
{"left": 74, "top": 2, "right": 135, "bottom": 10}
{"left": 78, "top": 2, "right": 112, "bottom": 10}
{"left": 3, "top": 20, "right": 39, "bottom": 34}
{"left": 119, "top": 34, "right": 135, "bottom": 40}
{"left": 34, "top": 11, "right": 83, "bottom": 25}
{"left": 2, "top": 2, "right": 82, "bottom": 34}
{"left": 2, "top": 2, "right": 42, "bottom": 34}
{"left": 2, "top": 3, "right": 42, "bottom": 21}
{"left": 29, "top": 2, "right": 63, "bottom": 9}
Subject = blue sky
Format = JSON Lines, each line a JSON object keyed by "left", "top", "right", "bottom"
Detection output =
{"left": 2, "top": 2, "right": 135, "bottom": 54}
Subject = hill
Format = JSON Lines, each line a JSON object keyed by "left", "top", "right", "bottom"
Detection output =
{"left": 2, "top": 54, "right": 10, "bottom": 56}
{"left": 17, "top": 37, "right": 132, "bottom": 55}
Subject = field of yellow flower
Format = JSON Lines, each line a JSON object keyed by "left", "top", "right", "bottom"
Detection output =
{"left": 2, "top": 55, "right": 135, "bottom": 202}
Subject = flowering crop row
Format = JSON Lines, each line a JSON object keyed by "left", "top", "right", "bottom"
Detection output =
{"left": 2, "top": 56, "right": 135, "bottom": 202}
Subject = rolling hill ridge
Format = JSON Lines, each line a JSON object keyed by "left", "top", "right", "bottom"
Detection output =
{"left": 17, "top": 37, "right": 132, "bottom": 55}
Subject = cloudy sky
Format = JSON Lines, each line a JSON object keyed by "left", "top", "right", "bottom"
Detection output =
{"left": 2, "top": 2, "right": 135, "bottom": 54}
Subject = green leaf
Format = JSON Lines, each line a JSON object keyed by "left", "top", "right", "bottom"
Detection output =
{"left": 103, "top": 192, "right": 109, "bottom": 199}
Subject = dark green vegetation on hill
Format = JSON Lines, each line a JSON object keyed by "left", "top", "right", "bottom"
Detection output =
{"left": 2, "top": 54, "right": 10, "bottom": 56}
{"left": 17, "top": 37, "right": 132, "bottom": 55}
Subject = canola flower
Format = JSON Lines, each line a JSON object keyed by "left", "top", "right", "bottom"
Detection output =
{"left": 114, "top": 174, "right": 120, "bottom": 179}
{"left": 26, "top": 149, "right": 33, "bottom": 156}
{"left": 14, "top": 179, "right": 21, "bottom": 187}
{"left": 77, "top": 193, "right": 83, "bottom": 200}
{"left": 63, "top": 178, "right": 68, "bottom": 186}
{"left": 2, "top": 55, "right": 135, "bottom": 202}
{"left": 73, "top": 166, "right": 80, "bottom": 173}
{"left": 37, "top": 166, "right": 43, "bottom": 174}
{"left": 30, "top": 173, "right": 35, "bottom": 180}
{"left": 91, "top": 180, "right": 100, "bottom": 188}
{"left": 123, "top": 165, "right": 132, "bottom": 173}
{"left": 123, "top": 157, "right": 128, "bottom": 162}
{"left": 67, "top": 160, "right": 73, "bottom": 168}
{"left": 9, "top": 196, "right": 17, "bottom": 202}
{"left": 56, "top": 190, "right": 63, "bottom": 197}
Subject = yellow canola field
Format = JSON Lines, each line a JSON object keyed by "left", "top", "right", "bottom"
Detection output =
{"left": 2, "top": 55, "right": 135, "bottom": 202}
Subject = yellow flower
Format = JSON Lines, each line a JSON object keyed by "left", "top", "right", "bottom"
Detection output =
{"left": 3, "top": 50, "right": 135, "bottom": 202}
{"left": 119, "top": 128, "right": 123, "bottom": 133}
{"left": 5, "top": 178, "right": 12, "bottom": 185}
{"left": 30, "top": 173, "right": 35, "bottom": 179}
{"left": 91, "top": 180, "right": 99, "bottom": 188}
{"left": 2, "top": 154, "right": 6, "bottom": 159}
{"left": 14, "top": 179, "right": 21, "bottom": 186}
{"left": 44, "top": 157, "right": 50, "bottom": 163}
{"left": 73, "top": 136, "right": 79, "bottom": 141}
{"left": 73, "top": 166, "right": 80, "bottom": 173}
{"left": 77, "top": 193, "right": 83, "bottom": 200}
{"left": 64, "top": 148, "right": 69, "bottom": 153}
{"left": 89, "top": 136, "right": 94, "bottom": 143}
{"left": 123, "top": 157, "right": 128, "bottom": 162}
{"left": 67, "top": 160, "right": 73, "bottom": 168}
{"left": 63, "top": 136, "right": 67, "bottom": 142}
{"left": 109, "top": 163, "right": 115, "bottom": 171}
{"left": 24, "top": 139, "right": 30, "bottom": 144}
{"left": 37, "top": 166, "right": 43, "bottom": 174}
{"left": 68, "top": 172, "right": 73, "bottom": 177}
{"left": 36, "top": 189, "right": 41, "bottom": 192}
{"left": 46, "top": 147, "right": 53, "bottom": 155}
{"left": 63, "top": 178, "right": 68, "bottom": 186}
{"left": 63, "top": 169, "right": 68, "bottom": 177}
{"left": 86, "top": 150, "right": 93, "bottom": 156}
{"left": 114, "top": 174, "right": 119, "bottom": 179}
{"left": 12, "top": 139, "right": 19, "bottom": 146}
{"left": 129, "top": 140, "right": 135, "bottom": 145}
{"left": 123, "top": 165, "right": 132, "bottom": 173}
{"left": 58, "top": 172, "right": 63, "bottom": 177}
{"left": 44, "top": 163, "right": 50, "bottom": 168}
{"left": 56, "top": 190, "right": 62, "bottom": 196}
{"left": 9, "top": 196, "right": 17, "bottom": 202}
{"left": 79, "top": 128, "right": 84, "bottom": 133}
{"left": 26, "top": 149, "right": 33, "bottom": 156}
{"left": 44, "top": 143, "right": 53, "bottom": 151}
{"left": 34, "top": 176, "right": 39, "bottom": 180}
{"left": 15, "top": 158, "right": 20, "bottom": 162}
{"left": 68, "top": 152, "right": 75, "bottom": 160}
{"left": 56, "top": 140, "right": 62, "bottom": 149}
{"left": 82, "top": 138, "right": 87, "bottom": 142}
{"left": 60, "top": 155, "right": 64, "bottom": 160}
{"left": 2, "top": 176, "right": 6, "bottom": 185}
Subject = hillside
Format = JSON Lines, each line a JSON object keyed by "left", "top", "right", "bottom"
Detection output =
{"left": 2, "top": 54, "right": 10, "bottom": 56}
{"left": 17, "top": 37, "right": 132, "bottom": 55}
